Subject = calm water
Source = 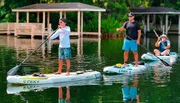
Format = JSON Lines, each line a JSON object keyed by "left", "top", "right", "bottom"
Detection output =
{"left": 0, "top": 35, "right": 180, "bottom": 103}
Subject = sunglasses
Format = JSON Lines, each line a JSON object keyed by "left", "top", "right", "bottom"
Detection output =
{"left": 128, "top": 16, "right": 133, "bottom": 17}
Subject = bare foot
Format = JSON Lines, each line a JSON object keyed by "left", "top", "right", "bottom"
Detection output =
{"left": 122, "top": 63, "right": 127, "bottom": 67}
{"left": 66, "top": 72, "right": 70, "bottom": 76}
{"left": 54, "top": 71, "right": 61, "bottom": 74}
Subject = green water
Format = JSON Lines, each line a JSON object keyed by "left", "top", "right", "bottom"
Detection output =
{"left": 0, "top": 35, "right": 180, "bottom": 103}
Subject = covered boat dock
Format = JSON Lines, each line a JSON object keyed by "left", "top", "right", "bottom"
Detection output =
{"left": 0, "top": 2, "right": 106, "bottom": 38}
{"left": 131, "top": 7, "right": 180, "bottom": 35}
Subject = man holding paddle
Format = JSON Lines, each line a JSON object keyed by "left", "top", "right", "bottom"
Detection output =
{"left": 117, "top": 12, "right": 141, "bottom": 67}
{"left": 48, "top": 18, "right": 71, "bottom": 76}
{"left": 154, "top": 34, "right": 170, "bottom": 56}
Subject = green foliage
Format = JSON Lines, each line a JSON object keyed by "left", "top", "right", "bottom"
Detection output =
{"left": 84, "top": 15, "right": 98, "bottom": 32}
{"left": 101, "top": 16, "right": 122, "bottom": 34}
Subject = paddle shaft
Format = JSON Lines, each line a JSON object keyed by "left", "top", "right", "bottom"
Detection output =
{"left": 8, "top": 29, "right": 58, "bottom": 75}
{"left": 123, "top": 34, "right": 170, "bottom": 66}
{"left": 20, "top": 29, "right": 58, "bottom": 65}
{"left": 19, "top": 39, "right": 48, "bottom": 66}
{"left": 153, "top": 30, "right": 159, "bottom": 38}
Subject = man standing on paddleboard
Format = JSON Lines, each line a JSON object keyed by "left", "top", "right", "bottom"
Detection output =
{"left": 48, "top": 18, "right": 71, "bottom": 76}
{"left": 117, "top": 12, "right": 141, "bottom": 67}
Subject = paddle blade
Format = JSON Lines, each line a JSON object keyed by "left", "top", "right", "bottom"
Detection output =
{"left": 7, "top": 65, "right": 20, "bottom": 75}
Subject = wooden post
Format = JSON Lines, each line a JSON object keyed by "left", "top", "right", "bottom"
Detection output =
{"left": 42, "top": 11, "right": 45, "bottom": 38}
{"left": 37, "top": 12, "right": 39, "bottom": 23}
{"left": 7, "top": 23, "right": 10, "bottom": 35}
{"left": 98, "top": 37, "right": 101, "bottom": 58}
{"left": 15, "top": 12, "right": 19, "bottom": 37}
{"left": 80, "top": 11, "right": 83, "bottom": 37}
{"left": 64, "top": 12, "right": 66, "bottom": 19}
{"left": 47, "top": 12, "right": 50, "bottom": 32}
{"left": 165, "top": 14, "right": 168, "bottom": 34}
{"left": 26, "top": 12, "right": 29, "bottom": 23}
{"left": 147, "top": 14, "right": 150, "bottom": 32}
{"left": 16, "top": 12, "right": 19, "bottom": 23}
{"left": 77, "top": 11, "right": 80, "bottom": 37}
{"left": 59, "top": 11, "right": 62, "bottom": 19}
{"left": 98, "top": 12, "right": 101, "bottom": 37}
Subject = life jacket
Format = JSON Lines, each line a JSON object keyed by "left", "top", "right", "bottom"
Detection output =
{"left": 159, "top": 41, "right": 168, "bottom": 52}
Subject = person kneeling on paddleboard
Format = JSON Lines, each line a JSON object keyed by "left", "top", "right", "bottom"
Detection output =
{"left": 154, "top": 34, "right": 170, "bottom": 56}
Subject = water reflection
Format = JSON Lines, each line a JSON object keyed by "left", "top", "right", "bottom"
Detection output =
{"left": 7, "top": 79, "right": 100, "bottom": 94}
{"left": 122, "top": 74, "right": 140, "bottom": 103}
{"left": 2, "top": 36, "right": 102, "bottom": 64}
{"left": 58, "top": 87, "right": 70, "bottom": 103}
{"left": 47, "top": 37, "right": 101, "bottom": 57}
{"left": 103, "top": 74, "right": 140, "bottom": 103}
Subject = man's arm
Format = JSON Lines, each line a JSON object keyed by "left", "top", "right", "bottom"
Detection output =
{"left": 136, "top": 30, "right": 141, "bottom": 45}
{"left": 155, "top": 37, "right": 160, "bottom": 47}
{"left": 116, "top": 27, "right": 125, "bottom": 32}
{"left": 117, "top": 22, "right": 127, "bottom": 32}
{"left": 48, "top": 29, "right": 61, "bottom": 40}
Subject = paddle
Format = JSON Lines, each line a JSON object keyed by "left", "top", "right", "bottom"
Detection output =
{"left": 123, "top": 34, "right": 170, "bottom": 66}
{"left": 7, "top": 29, "right": 58, "bottom": 75}
{"left": 153, "top": 30, "right": 168, "bottom": 53}
{"left": 153, "top": 30, "right": 159, "bottom": 38}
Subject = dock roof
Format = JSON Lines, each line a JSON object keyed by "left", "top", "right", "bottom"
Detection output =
{"left": 12, "top": 2, "right": 106, "bottom": 12}
{"left": 131, "top": 7, "right": 180, "bottom": 14}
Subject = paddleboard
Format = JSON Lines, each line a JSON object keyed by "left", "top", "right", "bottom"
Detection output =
{"left": 141, "top": 52, "right": 178, "bottom": 62}
{"left": 7, "top": 70, "right": 101, "bottom": 85}
{"left": 103, "top": 63, "right": 147, "bottom": 75}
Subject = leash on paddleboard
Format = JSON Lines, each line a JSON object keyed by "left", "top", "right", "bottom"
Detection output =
{"left": 7, "top": 29, "right": 58, "bottom": 76}
{"left": 119, "top": 32, "right": 170, "bottom": 66}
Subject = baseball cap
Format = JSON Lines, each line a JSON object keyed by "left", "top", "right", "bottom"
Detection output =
{"left": 60, "top": 18, "right": 66, "bottom": 23}
{"left": 128, "top": 12, "right": 135, "bottom": 17}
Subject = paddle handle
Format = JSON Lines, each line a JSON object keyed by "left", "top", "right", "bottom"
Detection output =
{"left": 153, "top": 30, "right": 159, "bottom": 38}
{"left": 20, "top": 29, "right": 58, "bottom": 65}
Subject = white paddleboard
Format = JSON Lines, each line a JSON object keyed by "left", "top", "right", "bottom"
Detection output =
{"left": 103, "top": 64, "right": 147, "bottom": 75}
{"left": 7, "top": 70, "right": 101, "bottom": 85}
{"left": 141, "top": 52, "right": 178, "bottom": 62}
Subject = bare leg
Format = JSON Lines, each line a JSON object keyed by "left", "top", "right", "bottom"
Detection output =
{"left": 133, "top": 51, "right": 139, "bottom": 67}
{"left": 58, "top": 60, "right": 63, "bottom": 73}
{"left": 66, "top": 86, "right": 70, "bottom": 102}
{"left": 66, "top": 59, "right": 70, "bottom": 76}
{"left": 154, "top": 49, "right": 160, "bottom": 56}
{"left": 123, "top": 51, "right": 129, "bottom": 66}
{"left": 58, "top": 87, "right": 63, "bottom": 99}
{"left": 161, "top": 49, "right": 170, "bottom": 56}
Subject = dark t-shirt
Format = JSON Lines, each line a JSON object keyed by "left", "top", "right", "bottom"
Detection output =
{"left": 123, "top": 21, "right": 140, "bottom": 40}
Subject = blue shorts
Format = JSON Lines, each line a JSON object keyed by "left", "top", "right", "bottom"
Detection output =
{"left": 122, "top": 86, "right": 137, "bottom": 100}
{"left": 59, "top": 48, "right": 71, "bottom": 60}
{"left": 122, "top": 39, "right": 138, "bottom": 52}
